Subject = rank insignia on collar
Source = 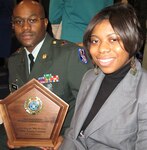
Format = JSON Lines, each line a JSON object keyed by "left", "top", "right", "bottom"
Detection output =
{"left": 53, "top": 40, "right": 57, "bottom": 44}
{"left": 61, "top": 40, "right": 67, "bottom": 46}
{"left": 42, "top": 54, "right": 47, "bottom": 59}
{"left": 78, "top": 48, "right": 88, "bottom": 64}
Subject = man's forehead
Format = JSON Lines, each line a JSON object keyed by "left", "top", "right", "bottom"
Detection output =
{"left": 13, "top": 2, "right": 41, "bottom": 16}
{"left": 19, "top": 0, "right": 39, "bottom": 6}
{"left": 13, "top": 0, "right": 45, "bottom": 18}
{"left": 14, "top": 0, "right": 40, "bottom": 12}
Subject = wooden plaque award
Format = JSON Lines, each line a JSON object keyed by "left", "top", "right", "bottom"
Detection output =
{"left": 0, "top": 78, "right": 69, "bottom": 148}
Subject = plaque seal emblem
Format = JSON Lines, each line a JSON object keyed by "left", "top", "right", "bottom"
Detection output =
{"left": 24, "top": 97, "right": 43, "bottom": 115}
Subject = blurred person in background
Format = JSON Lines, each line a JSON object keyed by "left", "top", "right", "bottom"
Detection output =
{"left": 0, "top": 0, "right": 14, "bottom": 66}
{"left": 49, "top": 0, "right": 113, "bottom": 43}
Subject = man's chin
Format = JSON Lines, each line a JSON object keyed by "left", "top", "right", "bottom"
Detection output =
{"left": 21, "top": 41, "right": 33, "bottom": 47}
{"left": 22, "top": 43, "right": 35, "bottom": 51}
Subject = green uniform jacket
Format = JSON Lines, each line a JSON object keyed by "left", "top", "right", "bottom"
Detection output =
{"left": 8, "top": 33, "right": 93, "bottom": 135}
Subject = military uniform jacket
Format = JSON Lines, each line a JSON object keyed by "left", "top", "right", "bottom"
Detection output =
{"left": 8, "top": 33, "right": 92, "bottom": 135}
{"left": 60, "top": 59, "right": 147, "bottom": 150}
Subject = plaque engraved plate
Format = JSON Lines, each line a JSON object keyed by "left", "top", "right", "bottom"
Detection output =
{"left": 0, "top": 78, "right": 69, "bottom": 148}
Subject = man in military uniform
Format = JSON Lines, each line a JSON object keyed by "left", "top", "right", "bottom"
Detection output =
{"left": 0, "top": 0, "right": 92, "bottom": 149}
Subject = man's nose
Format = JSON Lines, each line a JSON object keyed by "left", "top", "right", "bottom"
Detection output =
{"left": 22, "top": 19, "right": 31, "bottom": 29}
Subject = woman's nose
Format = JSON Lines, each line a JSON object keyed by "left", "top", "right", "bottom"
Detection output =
{"left": 98, "top": 41, "right": 111, "bottom": 53}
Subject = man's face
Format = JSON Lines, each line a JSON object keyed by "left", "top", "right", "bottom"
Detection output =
{"left": 12, "top": 2, "right": 48, "bottom": 52}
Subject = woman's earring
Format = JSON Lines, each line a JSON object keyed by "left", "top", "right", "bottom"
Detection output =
{"left": 94, "top": 65, "right": 99, "bottom": 75}
{"left": 130, "top": 57, "right": 137, "bottom": 75}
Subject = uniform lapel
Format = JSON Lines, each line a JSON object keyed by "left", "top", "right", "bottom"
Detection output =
{"left": 15, "top": 49, "right": 28, "bottom": 84}
{"left": 28, "top": 34, "right": 53, "bottom": 80}
{"left": 85, "top": 66, "right": 141, "bottom": 137}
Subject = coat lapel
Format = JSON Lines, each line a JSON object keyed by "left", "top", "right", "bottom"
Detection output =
{"left": 85, "top": 65, "right": 141, "bottom": 137}
{"left": 74, "top": 60, "right": 142, "bottom": 138}
{"left": 74, "top": 70, "right": 105, "bottom": 137}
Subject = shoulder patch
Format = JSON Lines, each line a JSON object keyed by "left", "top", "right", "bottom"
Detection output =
{"left": 78, "top": 48, "right": 88, "bottom": 64}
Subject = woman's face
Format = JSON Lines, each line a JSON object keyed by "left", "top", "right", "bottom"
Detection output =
{"left": 89, "top": 20, "right": 130, "bottom": 74}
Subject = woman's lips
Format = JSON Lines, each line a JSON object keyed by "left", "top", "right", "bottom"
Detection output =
{"left": 97, "top": 58, "right": 114, "bottom": 66}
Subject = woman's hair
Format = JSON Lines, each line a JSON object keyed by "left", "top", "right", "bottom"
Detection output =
{"left": 83, "top": 3, "right": 144, "bottom": 58}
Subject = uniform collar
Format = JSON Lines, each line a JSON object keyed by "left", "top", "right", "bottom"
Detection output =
{"left": 25, "top": 34, "right": 47, "bottom": 61}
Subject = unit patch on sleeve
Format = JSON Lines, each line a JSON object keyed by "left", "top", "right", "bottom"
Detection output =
{"left": 78, "top": 48, "right": 88, "bottom": 64}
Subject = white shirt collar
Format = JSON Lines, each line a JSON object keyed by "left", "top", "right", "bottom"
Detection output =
{"left": 25, "top": 36, "right": 46, "bottom": 61}
{"left": 25, "top": 35, "right": 46, "bottom": 73}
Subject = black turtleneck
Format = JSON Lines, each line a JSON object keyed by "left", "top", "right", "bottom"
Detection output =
{"left": 81, "top": 62, "right": 131, "bottom": 132}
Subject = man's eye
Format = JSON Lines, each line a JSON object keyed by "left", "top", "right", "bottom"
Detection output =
{"left": 14, "top": 20, "right": 23, "bottom": 25}
{"left": 29, "top": 18, "right": 38, "bottom": 23}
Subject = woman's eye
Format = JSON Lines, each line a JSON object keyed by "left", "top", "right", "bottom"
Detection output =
{"left": 110, "top": 38, "right": 118, "bottom": 43}
{"left": 90, "top": 39, "right": 99, "bottom": 44}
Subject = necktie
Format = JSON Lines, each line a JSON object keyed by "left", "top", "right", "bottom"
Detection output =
{"left": 28, "top": 53, "right": 34, "bottom": 72}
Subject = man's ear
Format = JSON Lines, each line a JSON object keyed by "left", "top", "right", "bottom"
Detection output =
{"left": 12, "top": 23, "right": 15, "bottom": 30}
{"left": 44, "top": 18, "right": 48, "bottom": 29}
